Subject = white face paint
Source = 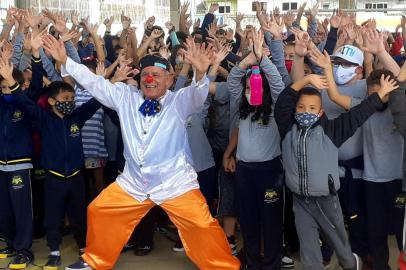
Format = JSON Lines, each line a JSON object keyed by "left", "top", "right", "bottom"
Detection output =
{"left": 333, "top": 65, "right": 357, "bottom": 85}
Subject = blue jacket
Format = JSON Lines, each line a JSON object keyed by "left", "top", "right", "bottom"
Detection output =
{"left": 0, "top": 57, "right": 45, "bottom": 165}
{"left": 0, "top": 100, "right": 33, "bottom": 165}
{"left": 11, "top": 83, "right": 101, "bottom": 177}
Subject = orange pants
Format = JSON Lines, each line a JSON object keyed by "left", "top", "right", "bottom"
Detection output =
{"left": 82, "top": 182, "right": 241, "bottom": 270}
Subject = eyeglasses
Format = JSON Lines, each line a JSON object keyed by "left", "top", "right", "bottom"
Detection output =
{"left": 332, "top": 60, "right": 359, "bottom": 68}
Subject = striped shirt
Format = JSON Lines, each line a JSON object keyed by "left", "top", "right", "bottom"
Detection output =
{"left": 75, "top": 86, "right": 108, "bottom": 159}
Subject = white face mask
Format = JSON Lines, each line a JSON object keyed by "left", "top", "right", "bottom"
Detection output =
{"left": 333, "top": 65, "right": 357, "bottom": 85}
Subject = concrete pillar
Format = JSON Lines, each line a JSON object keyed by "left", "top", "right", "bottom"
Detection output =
{"left": 339, "top": 0, "right": 356, "bottom": 10}
{"left": 170, "top": 0, "right": 180, "bottom": 30}
{"left": 15, "top": 0, "right": 29, "bottom": 9}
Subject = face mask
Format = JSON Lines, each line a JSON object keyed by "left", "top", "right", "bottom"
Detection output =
{"left": 295, "top": 112, "right": 320, "bottom": 127}
{"left": 2, "top": 94, "right": 15, "bottom": 104}
{"left": 175, "top": 57, "right": 181, "bottom": 65}
{"left": 285, "top": 60, "right": 293, "bottom": 73}
{"left": 55, "top": 101, "right": 75, "bottom": 115}
{"left": 333, "top": 65, "right": 357, "bottom": 85}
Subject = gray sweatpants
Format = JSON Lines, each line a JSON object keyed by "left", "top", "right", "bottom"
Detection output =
{"left": 293, "top": 194, "right": 356, "bottom": 270}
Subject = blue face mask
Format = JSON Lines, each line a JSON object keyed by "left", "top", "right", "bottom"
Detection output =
{"left": 2, "top": 94, "right": 15, "bottom": 104}
{"left": 295, "top": 112, "right": 320, "bottom": 127}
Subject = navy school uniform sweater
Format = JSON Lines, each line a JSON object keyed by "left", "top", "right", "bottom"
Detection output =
{"left": 10, "top": 81, "right": 101, "bottom": 177}
{"left": 0, "top": 56, "right": 45, "bottom": 166}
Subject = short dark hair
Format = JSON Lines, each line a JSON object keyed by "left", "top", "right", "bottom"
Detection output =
{"left": 297, "top": 87, "right": 322, "bottom": 101}
{"left": 216, "top": 29, "right": 226, "bottom": 35}
{"left": 47, "top": 81, "right": 75, "bottom": 99}
{"left": 114, "top": 45, "right": 123, "bottom": 52}
{"left": 82, "top": 59, "right": 98, "bottom": 72}
{"left": 367, "top": 69, "right": 396, "bottom": 87}
{"left": 145, "top": 26, "right": 165, "bottom": 39}
{"left": 191, "top": 30, "right": 203, "bottom": 37}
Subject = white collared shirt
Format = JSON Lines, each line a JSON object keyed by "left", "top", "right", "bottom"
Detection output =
{"left": 62, "top": 57, "right": 209, "bottom": 204}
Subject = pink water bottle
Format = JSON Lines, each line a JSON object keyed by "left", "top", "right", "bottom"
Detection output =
{"left": 249, "top": 66, "right": 263, "bottom": 106}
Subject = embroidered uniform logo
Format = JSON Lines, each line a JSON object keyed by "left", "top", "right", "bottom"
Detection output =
{"left": 11, "top": 175, "right": 24, "bottom": 189}
{"left": 264, "top": 189, "right": 279, "bottom": 203}
{"left": 395, "top": 194, "right": 405, "bottom": 209}
{"left": 70, "top": 124, "right": 80, "bottom": 137}
{"left": 256, "top": 119, "right": 270, "bottom": 129}
{"left": 12, "top": 110, "right": 22, "bottom": 122}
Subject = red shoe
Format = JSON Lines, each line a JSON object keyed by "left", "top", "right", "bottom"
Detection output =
{"left": 362, "top": 255, "right": 373, "bottom": 270}
{"left": 399, "top": 251, "right": 406, "bottom": 270}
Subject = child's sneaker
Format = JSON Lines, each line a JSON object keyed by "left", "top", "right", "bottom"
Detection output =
{"left": 353, "top": 253, "right": 362, "bottom": 270}
{"left": 399, "top": 251, "right": 406, "bottom": 270}
{"left": 281, "top": 255, "right": 294, "bottom": 268}
{"left": 227, "top": 236, "right": 238, "bottom": 256}
{"left": 8, "top": 252, "right": 33, "bottom": 269}
{"left": 65, "top": 258, "right": 92, "bottom": 270}
{"left": 0, "top": 246, "right": 16, "bottom": 259}
{"left": 43, "top": 255, "right": 61, "bottom": 270}
{"left": 172, "top": 241, "right": 184, "bottom": 252}
{"left": 134, "top": 245, "right": 153, "bottom": 256}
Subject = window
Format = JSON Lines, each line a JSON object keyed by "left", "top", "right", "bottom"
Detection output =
{"left": 365, "top": 2, "right": 387, "bottom": 9}
{"left": 251, "top": 2, "right": 267, "bottom": 11}
{"left": 323, "top": 3, "right": 330, "bottom": 9}
{"left": 219, "top": 5, "right": 231, "bottom": 14}
{"left": 282, "top": 2, "right": 298, "bottom": 11}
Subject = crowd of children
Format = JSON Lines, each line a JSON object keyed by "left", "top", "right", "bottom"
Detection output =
{"left": 0, "top": 2, "right": 406, "bottom": 270}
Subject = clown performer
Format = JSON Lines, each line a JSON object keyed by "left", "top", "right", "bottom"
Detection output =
{"left": 41, "top": 34, "right": 241, "bottom": 270}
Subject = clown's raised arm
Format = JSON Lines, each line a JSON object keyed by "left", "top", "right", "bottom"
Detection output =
{"left": 62, "top": 57, "right": 134, "bottom": 110}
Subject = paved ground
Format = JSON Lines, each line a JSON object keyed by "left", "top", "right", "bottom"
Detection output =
{"left": 0, "top": 234, "right": 401, "bottom": 269}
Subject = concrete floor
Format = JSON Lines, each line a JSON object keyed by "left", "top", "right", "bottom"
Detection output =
{"left": 0, "top": 234, "right": 401, "bottom": 269}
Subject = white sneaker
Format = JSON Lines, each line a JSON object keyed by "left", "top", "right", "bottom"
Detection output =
{"left": 353, "top": 253, "right": 362, "bottom": 270}
{"left": 65, "top": 258, "right": 92, "bottom": 270}
{"left": 281, "top": 255, "right": 294, "bottom": 268}
{"left": 172, "top": 241, "right": 184, "bottom": 252}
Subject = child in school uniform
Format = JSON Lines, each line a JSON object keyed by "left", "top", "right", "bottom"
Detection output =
{"left": 274, "top": 49, "right": 398, "bottom": 270}
{"left": 0, "top": 57, "right": 101, "bottom": 270}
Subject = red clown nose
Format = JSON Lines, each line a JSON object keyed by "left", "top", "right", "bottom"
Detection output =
{"left": 146, "top": 75, "right": 154, "bottom": 83}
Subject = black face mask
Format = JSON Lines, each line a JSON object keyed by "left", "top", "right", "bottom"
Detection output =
{"left": 55, "top": 101, "right": 75, "bottom": 115}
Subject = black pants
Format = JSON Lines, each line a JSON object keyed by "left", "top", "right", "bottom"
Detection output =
{"left": 283, "top": 187, "right": 299, "bottom": 253}
{"left": 364, "top": 179, "right": 404, "bottom": 270}
{"left": 44, "top": 172, "right": 86, "bottom": 251}
{"left": 197, "top": 166, "right": 217, "bottom": 216}
{"left": 127, "top": 206, "right": 159, "bottom": 247}
{"left": 0, "top": 169, "right": 33, "bottom": 252}
{"left": 338, "top": 177, "right": 369, "bottom": 258}
{"left": 212, "top": 147, "right": 225, "bottom": 200}
{"left": 32, "top": 167, "right": 46, "bottom": 239}
{"left": 235, "top": 158, "right": 284, "bottom": 270}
